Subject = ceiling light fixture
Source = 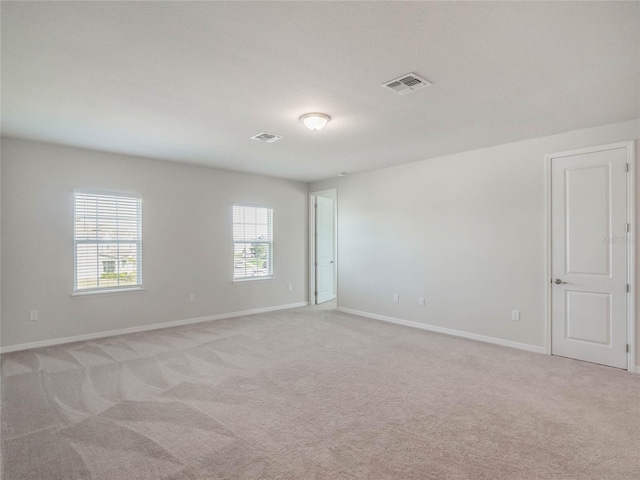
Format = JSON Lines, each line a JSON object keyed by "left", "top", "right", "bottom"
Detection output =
{"left": 300, "top": 113, "right": 331, "bottom": 131}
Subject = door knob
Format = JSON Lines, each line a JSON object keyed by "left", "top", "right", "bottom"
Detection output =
{"left": 553, "top": 279, "right": 568, "bottom": 285}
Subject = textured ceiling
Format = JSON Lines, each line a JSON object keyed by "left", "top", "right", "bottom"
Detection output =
{"left": 2, "top": 1, "right": 639, "bottom": 182}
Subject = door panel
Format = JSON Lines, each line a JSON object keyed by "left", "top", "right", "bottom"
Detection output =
{"left": 565, "top": 166, "right": 610, "bottom": 275}
{"left": 551, "top": 145, "right": 628, "bottom": 369}
{"left": 565, "top": 291, "right": 611, "bottom": 345}
{"left": 316, "top": 196, "right": 335, "bottom": 304}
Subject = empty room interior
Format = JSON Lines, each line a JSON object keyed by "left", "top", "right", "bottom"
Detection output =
{"left": 1, "top": 1, "right": 639, "bottom": 479}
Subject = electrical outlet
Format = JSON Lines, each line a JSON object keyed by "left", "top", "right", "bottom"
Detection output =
{"left": 288, "top": 284, "right": 293, "bottom": 292}
{"left": 511, "top": 310, "right": 520, "bottom": 321}
{"left": 418, "top": 297, "right": 425, "bottom": 306}
{"left": 189, "top": 294, "right": 196, "bottom": 302}
{"left": 29, "top": 310, "right": 39, "bottom": 321}
{"left": 393, "top": 294, "right": 399, "bottom": 303}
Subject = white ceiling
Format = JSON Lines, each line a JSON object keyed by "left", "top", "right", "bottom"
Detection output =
{"left": 2, "top": 1, "right": 639, "bottom": 182}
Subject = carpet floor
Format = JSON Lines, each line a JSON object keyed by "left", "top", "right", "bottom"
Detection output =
{"left": 1, "top": 305, "right": 639, "bottom": 479}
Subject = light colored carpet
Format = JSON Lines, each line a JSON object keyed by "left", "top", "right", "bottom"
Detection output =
{"left": 1, "top": 305, "right": 639, "bottom": 479}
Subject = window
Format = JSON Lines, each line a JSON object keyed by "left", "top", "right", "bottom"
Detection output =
{"left": 74, "top": 192, "right": 142, "bottom": 292}
{"left": 233, "top": 205, "right": 273, "bottom": 280}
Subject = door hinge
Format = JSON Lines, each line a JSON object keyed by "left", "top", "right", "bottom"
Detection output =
{"left": 626, "top": 163, "right": 629, "bottom": 173}
{"left": 626, "top": 344, "right": 630, "bottom": 353}
{"left": 314, "top": 262, "right": 318, "bottom": 267}
{"left": 627, "top": 284, "right": 630, "bottom": 293}
{"left": 314, "top": 291, "right": 318, "bottom": 296}
{"left": 626, "top": 223, "right": 630, "bottom": 233}
{"left": 314, "top": 203, "right": 318, "bottom": 209}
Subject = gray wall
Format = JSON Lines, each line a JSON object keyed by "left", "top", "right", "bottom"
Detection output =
{"left": 1, "top": 138, "right": 308, "bottom": 348}
{"left": 3, "top": 120, "right": 640, "bottom": 366}
{"left": 311, "top": 120, "right": 640, "bottom": 360}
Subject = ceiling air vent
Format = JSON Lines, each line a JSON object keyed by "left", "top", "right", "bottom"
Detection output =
{"left": 251, "top": 132, "right": 282, "bottom": 143}
{"left": 382, "top": 73, "right": 432, "bottom": 95}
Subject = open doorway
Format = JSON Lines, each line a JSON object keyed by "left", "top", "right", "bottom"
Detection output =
{"left": 309, "top": 189, "right": 337, "bottom": 305}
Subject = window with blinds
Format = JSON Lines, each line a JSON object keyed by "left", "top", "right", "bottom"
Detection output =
{"left": 74, "top": 192, "right": 142, "bottom": 292}
{"left": 233, "top": 205, "right": 273, "bottom": 280}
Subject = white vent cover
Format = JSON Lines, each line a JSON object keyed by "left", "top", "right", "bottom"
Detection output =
{"left": 251, "top": 132, "right": 282, "bottom": 143}
{"left": 382, "top": 73, "right": 432, "bottom": 95}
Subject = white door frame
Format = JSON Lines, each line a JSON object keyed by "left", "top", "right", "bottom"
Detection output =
{"left": 309, "top": 189, "right": 337, "bottom": 305}
{"left": 545, "top": 141, "right": 636, "bottom": 372}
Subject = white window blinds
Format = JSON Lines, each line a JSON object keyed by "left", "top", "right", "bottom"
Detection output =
{"left": 74, "top": 192, "right": 142, "bottom": 291}
{"left": 233, "top": 205, "right": 273, "bottom": 280}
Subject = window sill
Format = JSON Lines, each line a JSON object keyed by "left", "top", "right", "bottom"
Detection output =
{"left": 233, "top": 276, "right": 274, "bottom": 284}
{"left": 72, "top": 287, "right": 145, "bottom": 297}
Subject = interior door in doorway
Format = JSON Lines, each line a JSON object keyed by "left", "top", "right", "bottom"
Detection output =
{"left": 316, "top": 196, "right": 335, "bottom": 304}
{"left": 550, "top": 144, "right": 629, "bottom": 369}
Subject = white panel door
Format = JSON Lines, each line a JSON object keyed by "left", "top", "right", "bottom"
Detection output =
{"left": 551, "top": 145, "right": 629, "bottom": 368}
{"left": 316, "top": 196, "right": 335, "bottom": 304}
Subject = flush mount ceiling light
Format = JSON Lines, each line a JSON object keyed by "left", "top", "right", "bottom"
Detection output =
{"left": 300, "top": 113, "right": 331, "bottom": 131}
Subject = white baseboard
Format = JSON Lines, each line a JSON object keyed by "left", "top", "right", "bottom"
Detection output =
{"left": 337, "top": 307, "right": 546, "bottom": 355}
{"left": 0, "top": 302, "right": 308, "bottom": 354}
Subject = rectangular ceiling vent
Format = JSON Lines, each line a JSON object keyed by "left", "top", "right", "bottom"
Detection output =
{"left": 251, "top": 132, "right": 282, "bottom": 143}
{"left": 382, "top": 73, "right": 432, "bottom": 95}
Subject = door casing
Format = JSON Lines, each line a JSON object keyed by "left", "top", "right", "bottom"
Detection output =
{"left": 545, "top": 141, "right": 636, "bottom": 372}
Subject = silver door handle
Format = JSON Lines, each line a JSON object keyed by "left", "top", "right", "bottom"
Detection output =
{"left": 330, "top": 261, "right": 334, "bottom": 264}
{"left": 553, "top": 279, "right": 568, "bottom": 285}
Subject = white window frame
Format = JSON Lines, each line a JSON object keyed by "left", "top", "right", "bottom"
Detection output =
{"left": 73, "top": 190, "right": 143, "bottom": 294}
{"left": 232, "top": 204, "right": 274, "bottom": 282}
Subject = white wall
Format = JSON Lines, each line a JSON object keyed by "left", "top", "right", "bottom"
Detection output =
{"left": 1, "top": 138, "right": 308, "bottom": 349}
{"left": 311, "top": 120, "right": 640, "bottom": 362}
